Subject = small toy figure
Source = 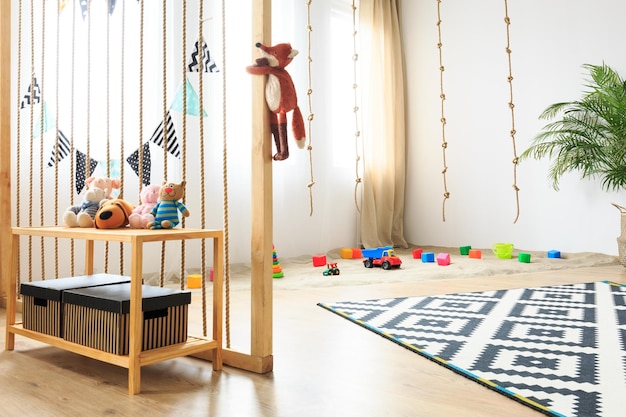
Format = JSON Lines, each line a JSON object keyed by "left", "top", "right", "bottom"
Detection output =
{"left": 323, "top": 263, "right": 340, "bottom": 276}
{"left": 147, "top": 181, "right": 190, "bottom": 229}
{"left": 246, "top": 42, "right": 305, "bottom": 161}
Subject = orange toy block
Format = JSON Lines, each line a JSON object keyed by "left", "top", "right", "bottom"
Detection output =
{"left": 313, "top": 254, "right": 327, "bottom": 267}
{"left": 351, "top": 248, "right": 362, "bottom": 258}
{"left": 469, "top": 249, "right": 482, "bottom": 259}
{"left": 340, "top": 248, "right": 353, "bottom": 259}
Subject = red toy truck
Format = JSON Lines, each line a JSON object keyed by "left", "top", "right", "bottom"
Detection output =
{"left": 361, "top": 246, "right": 402, "bottom": 270}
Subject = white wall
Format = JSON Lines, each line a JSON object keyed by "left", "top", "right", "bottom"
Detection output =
{"left": 400, "top": 0, "right": 626, "bottom": 255}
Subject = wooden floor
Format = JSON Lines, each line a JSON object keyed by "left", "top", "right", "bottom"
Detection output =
{"left": 2, "top": 265, "right": 625, "bottom": 417}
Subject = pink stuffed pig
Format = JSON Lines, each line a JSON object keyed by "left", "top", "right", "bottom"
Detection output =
{"left": 128, "top": 184, "right": 160, "bottom": 229}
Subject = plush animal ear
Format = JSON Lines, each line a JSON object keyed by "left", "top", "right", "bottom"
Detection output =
{"left": 111, "top": 179, "right": 121, "bottom": 190}
{"left": 85, "top": 176, "right": 96, "bottom": 187}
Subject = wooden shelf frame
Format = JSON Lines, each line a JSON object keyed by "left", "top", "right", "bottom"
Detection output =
{"left": 5, "top": 226, "right": 224, "bottom": 395}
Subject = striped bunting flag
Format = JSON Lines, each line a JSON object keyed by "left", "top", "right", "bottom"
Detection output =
{"left": 149, "top": 111, "right": 181, "bottom": 158}
{"left": 20, "top": 77, "right": 41, "bottom": 109}
{"left": 188, "top": 37, "right": 219, "bottom": 73}
{"left": 47, "top": 130, "right": 71, "bottom": 167}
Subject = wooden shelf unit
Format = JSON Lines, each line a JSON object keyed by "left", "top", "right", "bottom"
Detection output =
{"left": 5, "top": 226, "right": 223, "bottom": 395}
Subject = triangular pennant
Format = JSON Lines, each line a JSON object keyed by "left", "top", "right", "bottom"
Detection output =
{"left": 188, "top": 37, "right": 219, "bottom": 73}
{"left": 75, "top": 149, "right": 99, "bottom": 194}
{"left": 47, "top": 130, "right": 71, "bottom": 167}
{"left": 108, "top": 0, "right": 117, "bottom": 15}
{"left": 33, "top": 102, "right": 54, "bottom": 138}
{"left": 20, "top": 76, "right": 41, "bottom": 109}
{"left": 126, "top": 142, "right": 152, "bottom": 186}
{"left": 79, "top": 0, "right": 89, "bottom": 21}
{"left": 170, "top": 77, "right": 208, "bottom": 117}
{"left": 149, "top": 111, "right": 181, "bottom": 158}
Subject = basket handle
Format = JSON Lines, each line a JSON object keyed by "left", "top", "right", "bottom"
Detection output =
{"left": 612, "top": 202, "right": 626, "bottom": 213}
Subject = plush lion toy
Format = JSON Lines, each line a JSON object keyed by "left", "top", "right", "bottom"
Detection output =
{"left": 147, "top": 181, "right": 190, "bottom": 230}
{"left": 246, "top": 42, "right": 305, "bottom": 161}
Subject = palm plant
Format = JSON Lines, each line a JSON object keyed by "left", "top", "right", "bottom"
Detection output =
{"left": 520, "top": 63, "right": 626, "bottom": 191}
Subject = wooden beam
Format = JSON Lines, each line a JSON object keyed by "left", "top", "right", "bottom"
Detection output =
{"left": 250, "top": 0, "right": 273, "bottom": 368}
{"left": 0, "top": 0, "right": 11, "bottom": 307}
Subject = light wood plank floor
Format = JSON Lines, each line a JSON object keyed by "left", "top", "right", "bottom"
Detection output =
{"left": 2, "top": 265, "right": 624, "bottom": 417}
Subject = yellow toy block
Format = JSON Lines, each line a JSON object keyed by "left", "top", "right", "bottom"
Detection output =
{"left": 340, "top": 248, "right": 353, "bottom": 259}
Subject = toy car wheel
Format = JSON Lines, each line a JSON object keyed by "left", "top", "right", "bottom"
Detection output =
{"left": 364, "top": 259, "right": 373, "bottom": 268}
{"left": 382, "top": 261, "right": 391, "bottom": 270}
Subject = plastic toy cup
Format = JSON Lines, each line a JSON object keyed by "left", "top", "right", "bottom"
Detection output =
{"left": 492, "top": 243, "right": 514, "bottom": 259}
{"left": 459, "top": 245, "right": 471, "bottom": 255}
{"left": 187, "top": 274, "right": 202, "bottom": 289}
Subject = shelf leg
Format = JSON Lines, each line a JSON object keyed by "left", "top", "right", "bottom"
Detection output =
{"left": 128, "top": 237, "right": 143, "bottom": 394}
{"left": 5, "top": 233, "right": 19, "bottom": 350}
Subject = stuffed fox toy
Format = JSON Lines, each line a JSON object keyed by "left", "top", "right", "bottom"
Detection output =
{"left": 246, "top": 42, "right": 305, "bottom": 161}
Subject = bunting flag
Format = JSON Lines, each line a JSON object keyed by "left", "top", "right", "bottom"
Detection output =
{"left": 126, "top": 142, "right": 152, "bottom": 186}
{"left": 108, "top": 0, "right": 117, "bottom": 15}
{"left": 149, "top": 111, "right": 181, "bottom": 158}
{"left": 75, "top": 149, "right": 99, "bottom": 194}
{"left": 188, "top": 37, "right": 220, "bottom": 73}
{"left": 47, "top": 130, "right": 71, "bottom": 167}
{"left": 20, "top": 77, "right": 41, "bottom": 109}
{"left": 79, "top": 0, "right": 89, "bottom": 20}
{"left": 33, "top": 101, "right": 54, "bottom": 138}
{"left": 170, "top": 77, "right": 207, "bottom": 117}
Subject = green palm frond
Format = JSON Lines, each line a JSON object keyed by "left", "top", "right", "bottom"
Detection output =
{"left": 519, "top": 63, "right": 626, "bottom": 191}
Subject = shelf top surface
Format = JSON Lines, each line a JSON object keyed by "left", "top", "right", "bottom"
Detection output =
{"left": 12, "top": 226, "right": 223, "bottom": 242}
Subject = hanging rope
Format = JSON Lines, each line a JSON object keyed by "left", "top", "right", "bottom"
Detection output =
{"left": 220, "top": 0, "right": 232, "bottom": 349}
{"left": 305, "top": 0, "right": 315, "bottom": 216}
{"left": 180, "top": 0, "right": 188, "bottom": 292}
{"left": 54, "top": 0, "right": 61, "bottom": 278}
{"left": 198, "top": 0, "right": 209, "bottom": 339}
{"left": 27, "top": 0, "right": 34, "bottom": 283}
{"left": 105, "top": 0, "right": 112, "bottom": 273}
{"left": 159, "top": 0, "right": 168, "bottom": 288}
{"left": 15, "top": 0, "right": 23, "bottom": 289}
{"left": 351, "top": 0, "right": 362, "bottom": 215}
{"left": 436, "top": 0, "right": 450, "bottom": 221}
{"left": 119, "top": 0, "right": 127, "bottom": 273}
{"left": 38, "top": 0, "right": 47, "bottom": 283}
{"left": 69, "top": 0, "right": 77, "bottom": 277}
{"left": 503, "top": 0, "right": 521, "bottom": 223}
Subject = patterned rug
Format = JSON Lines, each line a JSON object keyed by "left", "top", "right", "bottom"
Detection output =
{"left": 318, "top": 281, "right": 626, "bottom": 417}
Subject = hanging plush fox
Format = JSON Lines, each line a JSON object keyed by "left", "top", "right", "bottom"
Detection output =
{"left": 246, "top": 42, "right": 306, "bottom": 161}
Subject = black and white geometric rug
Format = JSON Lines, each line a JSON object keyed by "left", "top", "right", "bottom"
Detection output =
{"left": 318, "top": 281, "right": 626, "bottom": 417}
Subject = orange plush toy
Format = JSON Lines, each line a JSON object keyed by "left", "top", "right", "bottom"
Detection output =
{"left": 246, "top": 42, "right": 305, "bottom": 161}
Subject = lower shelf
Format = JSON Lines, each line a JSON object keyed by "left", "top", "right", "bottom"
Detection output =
{"left": 7, "top": 323, "right": 218, "bottom": 368}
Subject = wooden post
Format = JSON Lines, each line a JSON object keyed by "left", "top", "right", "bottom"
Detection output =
{"left": 0, "top": 0, "right": 11, "bottom": 307}
{"left": 249, "top": 0, "right": 274, "bottom": 372}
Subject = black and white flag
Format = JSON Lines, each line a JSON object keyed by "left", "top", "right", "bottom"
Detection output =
{"left": 20, "top": 77, "right": 41, "bottom": 109}
{"left": 188, "top": 38, "right": 219, "bottom": 73}
{"left": 47, "top": 130, "right": 71, "bottom": 167}
{"left": 149, "top": 111, "right": 180, "bottom": 158}
{"left": 75, "top": 149, "right": 99, "bottom": 194}
{"left": 126, "top": 141, "right": 152, "bottom": 186}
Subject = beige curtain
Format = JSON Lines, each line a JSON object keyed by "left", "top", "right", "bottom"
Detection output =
{"left": 359, "top": 0, "right": 408, "bottom": 249}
